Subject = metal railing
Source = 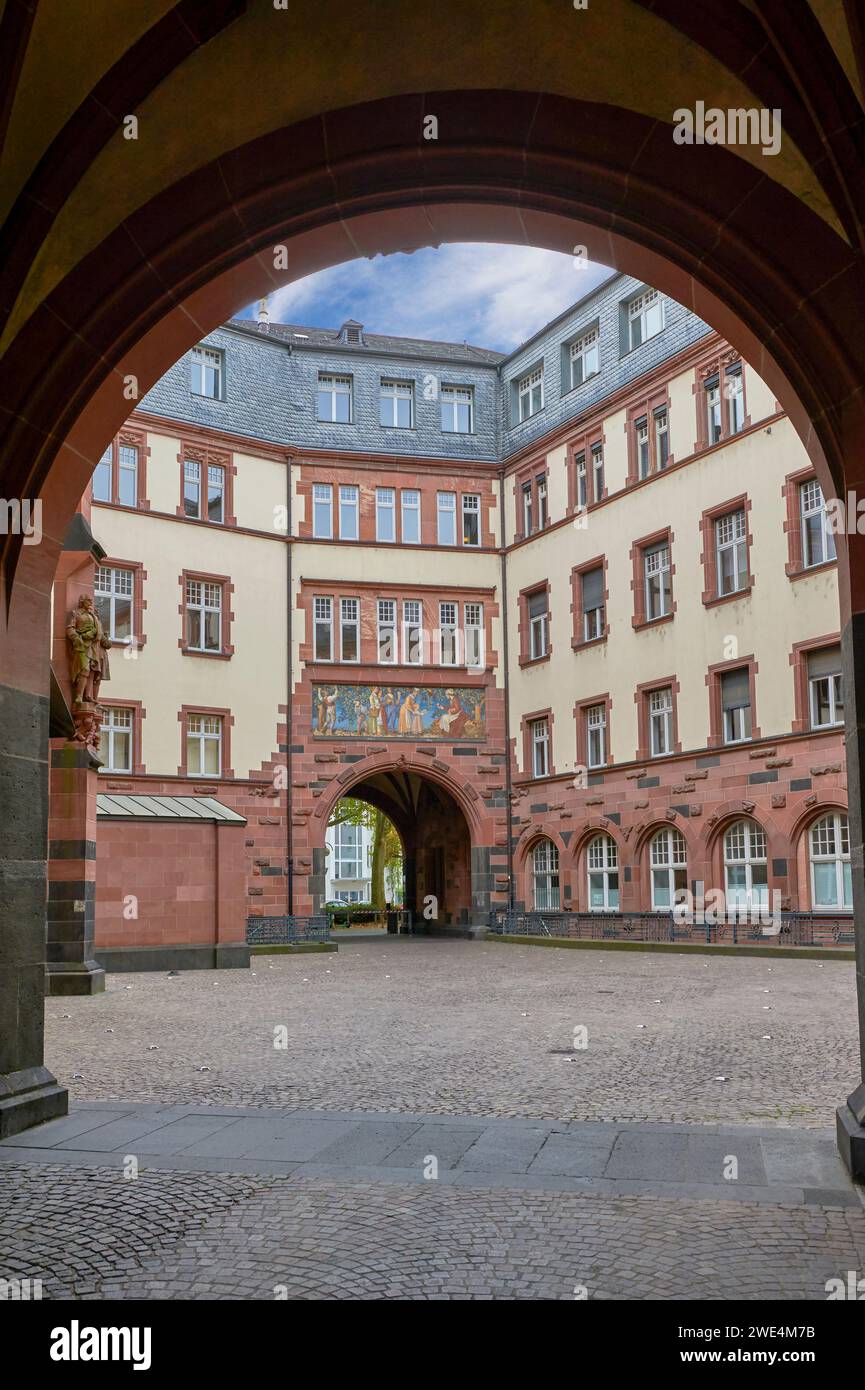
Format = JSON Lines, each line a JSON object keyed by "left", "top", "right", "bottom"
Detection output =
{"left": 489, "top": 909, "right": 856, "bottom": 949}
{"left": 246, "top": 914, "right": 331, "bottom": 945}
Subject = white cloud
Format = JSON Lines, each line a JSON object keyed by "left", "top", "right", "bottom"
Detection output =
{"left": 257, "top": 244, "right": 614, "bottom": 353}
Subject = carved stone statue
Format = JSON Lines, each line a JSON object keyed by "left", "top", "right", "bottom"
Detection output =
{"left": 66, "top": 594, "right": 111, "bottom": 752}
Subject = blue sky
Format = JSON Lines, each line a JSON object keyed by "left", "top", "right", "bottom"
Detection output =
{"left": 238, "top": 244, "right": 614, "bottom": 354}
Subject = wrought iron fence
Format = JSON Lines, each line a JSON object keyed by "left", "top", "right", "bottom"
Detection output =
{"left": 246, "top": 914, "right": 331, "bottom": 945}
{"left": 489, "top": 910, "right": 856, "bottom": 949}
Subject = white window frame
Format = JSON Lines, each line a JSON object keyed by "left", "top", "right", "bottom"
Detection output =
{"left": 441, "top": 385, "right": 473, "bottom": 434}
{"left": 317, "top": 373, "right": 352, "bottom": 424}
{"left": 726, "top": 364, "right": 744, "bottom": 434}
{"left": 576, "top": 453, "right": 588, "bottom": 510}
{"left": 530, "top": 717, "right": 550, "bottom": 778}
{"left": 99, "top": 706, "right": 133, "bottom": 773}
{"left": 339, "top": 597, "right": 359, "bottom": 663}
{"left": 187, "top": 713, "right": 222, "bottom": 778}
{"left": 627, "top": 289, "right": 664, "bottom": 349}
{"left": 587, "top": 834, "right": 619, "bottom": 912}
{"left": 721, "top": 669, "right": 752, "bottom": 745}
{"left": 313, "top": 483, "right": 333, "bottom": 539}
{"left": 636, "top": 418, "right": 650, "bottom": 478}
{"left": 706, "top": 376, "right": 722, "bottom": 444}
{"left": 654, "top": 408, "right": 669, "bottom": 470}
{"left": 313, "top": 596, "right": 333, "bottom": 662}
{"left": 650, "top": 828, "right": 687, "bottom": 911}
{"left": 377, "top": 599, "right": 397, "bottom": 664}
{"left": 118, "top": 443, "right": 138, "bottom": 507}
{"left": 95, "top": 565, "right": 134, "bottom": 644}
{"left": 190, "top": 345, "right": 223, "bottom": 399}
{"left": 439, "top": 601, "right": 458, "bottom": 667}
{"left": 517, "top": 366, "right": 544, "bottom": 422}
{"left": 809, "top": 813, "right": 852, "bottom": 912}
{"left": 644, "top": 543, "right": 671, "bottom": 620}
{"left": 800, "top": 478, "right": 837, "bottom": 568}
{"left": 185, "top": 578, "right": 222, "bottom": 654}
{"left": 569, "top": 328, "right": 599, "bottom": 389}
{"left": 462, "top": 493, "right": 481, "bottom": 547}
{"left": 582, "top": 570, "right": 604, "bottom": 643}
{"left": 528, "top": 592, "right": 549, "bottom": 660}
{"left": 533, "top": 839, "right": 560, "bottom": 910}
{"left": 339, "top": 485, "right": 359, "bottom": 541}
{"left": 379, "top": 378, "right": 414, "bottom": 429}
{"left": 437, "top": 491, "right": 457, "bottom": 546}
{"left": 649, "top": 686, "right": 673, "bottom": 757}
{"left": 465, "top": 602, "right": 484, "bottom": 670}
{"left": 401, "top": 489, "right": 421, "bottom": 545}
{"left": 333, "top": 822, "right": 364, "bottom": 880}
{"left": 586, "top": 704, "right": 607, "bottom": 769}
{"left": 403, "top": 600, "right": 423, "bottom": 665}
{"left": 376, "top": 487, "right": 396, "bottom": 543}
{"left": 723, "top": 820, "right": 768, "bottom": 911}
{"left": 809, "top": 669, "right": 843, "bottom": 729}
{"left": 715, "top": 509, "right": 748, "bottom": 596}
{"left": 592, "top": 446, "right": 604, "bottom": 501}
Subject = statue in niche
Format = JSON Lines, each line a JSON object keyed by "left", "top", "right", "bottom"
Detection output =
{"left": 66, "top": 594, "right": 111, "bottom": 751}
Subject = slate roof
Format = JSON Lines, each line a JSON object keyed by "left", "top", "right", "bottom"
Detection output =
{"left": 96, "top": 794, "right": 247, "bottom": 823}
{"left": 226, "top": 317, "right": 506, "bottom": 366}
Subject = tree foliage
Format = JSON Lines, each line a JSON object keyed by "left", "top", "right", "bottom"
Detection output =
{"left": 329, "top": 798, "right": 403, "bottom": 906}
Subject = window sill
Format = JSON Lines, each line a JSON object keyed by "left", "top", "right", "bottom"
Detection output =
{"left": 519, "top": 652, "right": 552, "bottom": 669}
{"left": 786, "top": 559, "right": 838, "bottom": 582}
{"left": 632, "top": 613, "right": 674, "bottom": 631}
{"left": 702, "top": 583, "right": 753, "bottom": 609}
{"left": 572, "top": 634, "right": 608, "bottom": 652}
{"left": 180, "top": 646, "right": 233, "bottom": 660}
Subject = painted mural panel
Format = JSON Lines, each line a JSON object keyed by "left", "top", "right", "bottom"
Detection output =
{"left": 313, "top": 684, "right": 485, "bottom": 739}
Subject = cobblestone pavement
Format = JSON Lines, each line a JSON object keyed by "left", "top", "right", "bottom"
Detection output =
{"left": 1, "top": 1161, "right": 863, "bottom": 1300}
{"left": 45, "top": 939, "right": 858, "bottom": 1128}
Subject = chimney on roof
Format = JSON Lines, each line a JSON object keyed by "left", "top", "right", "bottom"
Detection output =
{"left": 257, "top": 297, "right": 270, "bottom": 331}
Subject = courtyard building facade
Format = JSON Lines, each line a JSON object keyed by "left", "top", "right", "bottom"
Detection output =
{"left": 80, "top": 270, "right": 845, "bottom": 949}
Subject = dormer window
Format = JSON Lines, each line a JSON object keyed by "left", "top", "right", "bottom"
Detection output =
{"left": 339, "top": 320, "right": 364, "bottom": 346}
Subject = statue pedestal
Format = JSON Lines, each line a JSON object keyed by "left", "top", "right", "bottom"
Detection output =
{"left": 45, "top": 740, "right": 105, "bottom": 996}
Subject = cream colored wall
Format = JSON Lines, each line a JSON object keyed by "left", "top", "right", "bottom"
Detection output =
{"left": 92, "top": 507, "right": 287, "bottom": 777}
{"left": 146, "top": 431, "right": 182, "bottom": 514}
{"left": 601, "top": 406, "right": 628, "bottom": 494}
{"left": 744, "top": 364, "right": 778, "bottom": 424}
{"left": 292, "top": 542, "right": 504, "bottom": 690}
{"left": 233, "top": 448, "right": 288, "bottom": 534}
{"left": 508, "top": 414, "right": 839, "bottom": 775}
{"left": 667, "top": 369, "right": 695, "bottom": 462}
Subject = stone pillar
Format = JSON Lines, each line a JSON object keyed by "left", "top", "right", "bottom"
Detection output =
{"left": 836, "top": 614, "right": 865, "bottom": 1178}
{"left": 45, "top": 741, "right": 105, "bottom": 995}
{"left": 0, "top": 683, "right": 69, "bottom": 1137}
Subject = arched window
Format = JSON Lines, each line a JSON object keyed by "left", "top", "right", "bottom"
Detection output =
{"left": 650, "top": 828, "right": 687, "bottom": 910}
{"left": 532, "top": 839, "right": 560, "bottom": 911}
{"left": 723, "top": 819, "right": 768, "bottom": 910}
{"left": 809, "top": 813, "right": 852, "bottom": 911}
{"left": 587, "top": 833, "right": 619, "bottom": 911}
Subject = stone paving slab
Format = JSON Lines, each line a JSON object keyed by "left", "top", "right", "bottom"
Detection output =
{"left": 2, "top": 1103, "right": 862, "bottom": 1209}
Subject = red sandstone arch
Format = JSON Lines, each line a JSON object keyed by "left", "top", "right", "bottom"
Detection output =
{"left": 317, "top": 750, "right": 484, "bottom": 840}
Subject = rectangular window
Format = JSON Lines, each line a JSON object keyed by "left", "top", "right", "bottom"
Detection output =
{"left": 715, "top": 509, "right": 748, "bottom": 595}
{"left": 726, "top": 364, "right": 744, "bottom": 434}
{"left": 187, "top": 713, "right": 222, "bottom": 777}
{"left": 721, "top": 668, "right": 752, "bottom": 744}
{"left": 333, "top": 822, "right": 363, "bottom": 880}
{"left": 581, "top": 567, "right": 605, "bottom": 642}
{"left": 185, "top": 579, "right": 222, "bottom": 654}
{"left": 401, "top": 489, "right": 421, "bottom": 544}
{"left": 576, "top": 453, "right": 588, "bottom": 510}
{"left": 190, "top": 345, "right": 223, "bottom": 399}
{"left": 95, "top": 565, "right": 134, "bottom": 643}
{"left": 207, "top": 465, "right": 225, "bottom": 524}
{"left": 522, "top": 482, "right": 533, "bottom": 536}
{"left": 530, "top": 717, "right": 550, "bottom": 778}
{"left": 339, "top": 485, "right": 359, "bottom": 540}
{"left": 705, "top": 375, "right": 722, "bottom": 444}
{"left": 441, "top": 385, "right": 473, "bottom": 433}
{"left": 462, "top": 494, "right": 480, "bottom": 547}
{"left": 340, "top": 597, "right": 359, "bottom": 663}
{"left": 376, "top": 487, "right": 396, "bottom": 543}
{"left": 644, "top": 542, "right": 671, "bottom": 620}
{"left": 377, "top": 599, "right": 397, "bottom": 663}
{"left": 313, "top": 596, "right": 333, "bottom": 661}
{"left": 649, "top": 687, "right": 673, "bottom": 757}
{"left": 586, "top": 704, "right": 606, "bottom": 769}
{"left": 118, "top": 445, "right": 138, "bottom": 507}
{"left": 437, "top": 491, "right": 457, "bottom": 546}
{"left": 183, "top": 460, "right": 201, "bottom": 519}
{"left": 379, "top": 379, "right": 413, "bottom": 428}
{"left": 99, "top": 706, "right": 133, "bottom": 773}
{"left": 592, "top": 445, "right": 604, "bottom": 502}
{"left": 528, "top": 589, "right": 549, "bottom": 660}
{"left": 569, "top": 328, "right": 600, "bottom": 389}
{"left": 654, "top": 408, "right": 669, "bottom": 470}
{"left": 312, "top": 483, "right": 333, "bottom": 539}
{"left": 808, "top": 647, "right": 843, "bottom": 729}
{"left": 800, "top": 479, "right": 837, "bottom": 567}
{"left": 517, "top": 366, "right": 544, "bottom": 422}
{"left": 465, "top": 602, "right": 484, "bottom": 669}
{"left": 439, "top": 601, "right": 458, "bottom": 666}
{"left": 628, "top": 289, "right": 664, "bottom": 349}
{"left": 537, "top": 475, "right": 548, "bottom": 529}
{"left": 93, "top": 445, "right": 112, "bottom": 503}
{"left": 636, "top": 418, "right": 650, "bottom": 479}
{"left": 403, "top": 600, "right": 422, "bottom": 665}
{"left": 317, "top": 373, "right": 352, "bottom": 423}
